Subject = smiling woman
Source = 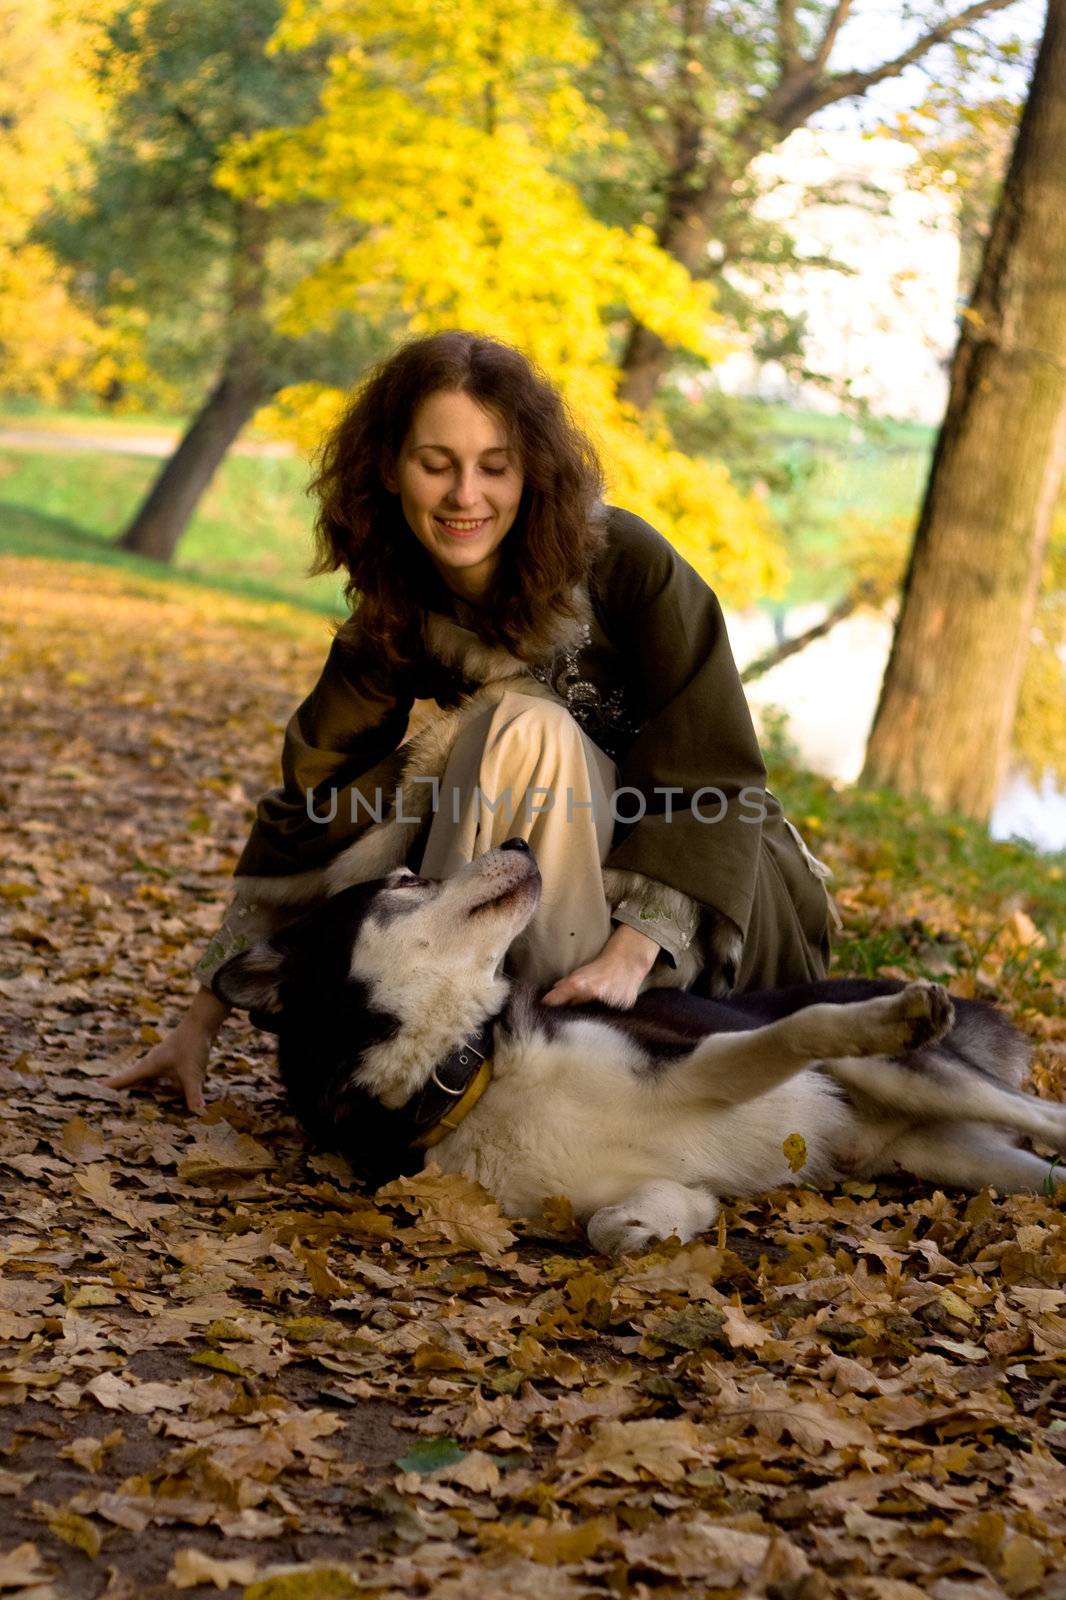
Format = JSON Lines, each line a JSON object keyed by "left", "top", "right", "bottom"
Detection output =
{"left": 109, "top": 330, "right": 835, "bottom": 1114}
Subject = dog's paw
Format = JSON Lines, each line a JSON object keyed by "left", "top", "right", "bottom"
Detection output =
{"left": 894, "top": 980, "right": 955, "bottom": 1050}
{"left": 586, "top": 1205, "right": 661, "bottom": 1258}
{"left": 586, "top": 1186, "right": 721, "bottom": 1257}
{"left": 851, "top": 980, "right": 955, "bottom": 1058}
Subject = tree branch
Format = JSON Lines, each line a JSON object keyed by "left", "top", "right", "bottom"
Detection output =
{"left": 776, "top": 0, "right": 802, "bottom": 75}
{"left": 811, "top": 0, "right": 853, "bottom": 73}
{"left": 569, "top": 0, "right": 676, "bottom": 162}
{"left": 793, "top": 0, "right": 1021, "bottom": 125}
{"left": 741, "top": 582, "right": 879, "bottom": 684}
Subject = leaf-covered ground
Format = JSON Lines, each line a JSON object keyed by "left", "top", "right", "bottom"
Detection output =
{"left": 2, "top": 555, "right": 1065, "bottom": 1600}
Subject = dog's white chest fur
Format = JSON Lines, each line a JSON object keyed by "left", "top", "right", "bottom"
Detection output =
{"left": 433, "top": 1016, "right": 852, "bottom": 1221}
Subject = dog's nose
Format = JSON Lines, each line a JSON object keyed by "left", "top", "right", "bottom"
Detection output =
{"left": 500, "top": 837, "right": 531, "bottom": 854}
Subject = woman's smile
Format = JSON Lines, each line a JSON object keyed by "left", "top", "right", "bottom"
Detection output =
{"left": 435, "top": 514, "right": 492, "bottom": 537}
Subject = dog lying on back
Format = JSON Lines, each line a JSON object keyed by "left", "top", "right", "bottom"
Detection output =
{"left": 214, "top": 841, "right": 1064, "bottom": 1254}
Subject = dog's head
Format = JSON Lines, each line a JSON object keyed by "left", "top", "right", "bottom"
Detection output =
{"left": 213, "top": 842, "right": 541, "bottom": 1180}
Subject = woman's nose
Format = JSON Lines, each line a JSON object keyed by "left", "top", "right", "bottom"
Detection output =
{"left": 447, "top": 469, "right": 479, "bottom": 507}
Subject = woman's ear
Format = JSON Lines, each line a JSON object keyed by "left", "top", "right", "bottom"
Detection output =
{"left": 381, "top": 452, "right": 399, "bottom": 494}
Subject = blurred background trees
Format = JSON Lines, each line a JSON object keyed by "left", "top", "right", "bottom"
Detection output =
{"left": 42, "top": 0, "right": 386, "bottom": 561}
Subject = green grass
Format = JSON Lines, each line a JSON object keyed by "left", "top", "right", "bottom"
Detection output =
{"left": 0, "top": 441, "right": 346, "bottom": 614}
{"left": 0, "top": 399, "right": 936, "bottom": 614}
{"left": 771, "top": 757, "right": 1066, "bottom": 995}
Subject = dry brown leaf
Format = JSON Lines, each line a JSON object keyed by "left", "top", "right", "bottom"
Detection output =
{"left": 177, "top": 1122, "right": 273, "bottom": 1181}
{"left": 167, "top": 1549, "right": 258, "bottom": 1590}
{"left": 59, "top": 1117, "right": 107, "bottom": 1163}
{"left": 0, "top": 1542, "right": 51, "bottom": 1589}
{"left": 720, "top": 1303, "right": 774, "bottom": 1348}
{"left": 621, "top": 1516, "right": 790, "bottom": 1582}
{"left": 710, "top": 1374, "right": 876, "bottom": 1456}
{"left": 40, "top": 1507, "right": 101, "bottom": 1559}
{"left": 84, "top": 1373, "right": 193, "bottom": 1415}
{"left": 292, "top": 1243, "right": 348, "bottom": 1297}
{"left": 377, "top": 1164, "right": 516, "bottom": 1256}
{"left": 573, "top": 1417, "right": 705, "bottom": 1484}
{"left": 480, "top": 1517, "right": 616, "bottom": 1565}
{"left": 73, "top": 1165, "right": 154, "bottom": 1231}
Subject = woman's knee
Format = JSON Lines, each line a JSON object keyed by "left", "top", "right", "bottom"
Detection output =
{"left": 492, "top": 691, "right": 584, "bottom": 760}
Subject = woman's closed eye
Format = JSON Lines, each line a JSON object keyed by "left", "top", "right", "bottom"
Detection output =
{"left": 422, "top": 464, "right": 507, "bottom": 478}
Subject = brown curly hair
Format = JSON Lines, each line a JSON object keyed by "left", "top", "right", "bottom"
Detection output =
{"left": 309, "top": 331, "right": 606, "bottom": 682}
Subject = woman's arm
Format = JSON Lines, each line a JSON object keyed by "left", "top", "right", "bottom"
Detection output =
{"left": 113, "top": 631, "right": 414, "bottom": 1104}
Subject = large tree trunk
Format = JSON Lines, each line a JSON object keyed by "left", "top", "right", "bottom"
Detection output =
{"left": 861, "top": 0, "right": 1066, "bottom": 822}
{"left": 118, "top": 370, "right": 267, "bottom": 561}
{"left": 120, "top": 201, "right": 272, "bottom": 563}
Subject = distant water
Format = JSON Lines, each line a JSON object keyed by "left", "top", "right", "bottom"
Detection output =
{"left": 727, "top": 606, "right": 1066, "bottom": 855}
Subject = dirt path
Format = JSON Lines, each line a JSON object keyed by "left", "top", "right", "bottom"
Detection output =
{"left": 1, "top": 556, "right": 1065, "bottom": 1598}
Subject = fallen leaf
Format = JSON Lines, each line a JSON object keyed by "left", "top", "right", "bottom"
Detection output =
{"left": 59, "top": 1117, "right": 107, "bottom": 1163}
{"left": 167, "top": 1549, "right": 258, "bottom": 1590}
{"left": 574, "top": 1418, "right": 704, "bottom": 1484}
{"left": 177, "top": 1122, "right": 273, "bottom": 1181}
{"left": 40, "top": 1506, "right": 102, "bottom": 1559}
{"left": 377, "top": 1165, "right": 516, "bottom": 1256}
{"left": 85, "top": 1374, "right": 193, "bottom": 1415}
{"left": 0, "top": 1543, "right": 51, "bottom": 1589}
{"left": 783, "top": 1132, "right": 808, "bottom": 1172}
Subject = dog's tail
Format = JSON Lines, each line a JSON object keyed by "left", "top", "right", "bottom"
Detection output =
{"left": 946, "top": 998, "right": 1031, "bottom": 1089}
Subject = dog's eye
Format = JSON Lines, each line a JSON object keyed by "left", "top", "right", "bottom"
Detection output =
{"left": 390, "top": 875, "right": 430, "bottom": 890}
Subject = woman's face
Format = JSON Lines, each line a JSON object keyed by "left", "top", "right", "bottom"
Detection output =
{"left": 387, "top": 389, "right": 525, "bottom": 600}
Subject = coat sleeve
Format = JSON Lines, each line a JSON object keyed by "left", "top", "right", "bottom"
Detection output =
{"left": 193, "top": 632, "right": 413, "bottom": 985}
{"left": 233, "top": 631, "right": 414, "bottom": 879}
{"left": 595, "top": 510, "right": 768, "bottom": 941}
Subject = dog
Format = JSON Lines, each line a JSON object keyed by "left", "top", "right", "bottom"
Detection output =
{"left": 213, "top": 840, "right": 1064, "bottom": 1255}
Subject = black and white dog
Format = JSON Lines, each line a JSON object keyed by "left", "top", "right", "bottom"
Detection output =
{"left": 215, "top": 841, "right": 1065, "bottom": 1254}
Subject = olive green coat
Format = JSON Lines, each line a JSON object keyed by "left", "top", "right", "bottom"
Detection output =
{"left": 234, "top": 507, "right": 832, "bottom": 992}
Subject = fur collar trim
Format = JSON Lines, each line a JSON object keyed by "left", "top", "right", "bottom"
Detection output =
{"left": 423, "top": 585, "right": 590, "bottom": 686}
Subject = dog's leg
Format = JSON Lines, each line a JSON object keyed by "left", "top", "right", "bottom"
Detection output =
{"left": 873, "top": 1122, "right": 1066, "bottom": 1194}
{"left": 827, "top": 1052, "right": 1066, "bottom": 1154}
{"left": 663, "top": 981, "right": 953, "bottom": 1109}
{"left": 586, "top": 1181, "right": 720, "bottom": 1257}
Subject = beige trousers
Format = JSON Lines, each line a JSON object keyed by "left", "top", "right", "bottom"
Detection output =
{"left": 418, "top": 691, "right": 618, "bottom": 988}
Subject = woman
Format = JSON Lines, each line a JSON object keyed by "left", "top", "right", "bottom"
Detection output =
{"left": 109, "top": 331, "right": 833, "bottom": 1113}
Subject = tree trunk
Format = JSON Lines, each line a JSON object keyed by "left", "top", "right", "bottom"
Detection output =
{"left": 617, "top": 179, "right": 726, "bottom": 411}
{"left": 120, "top": 201, "right": 272, "bottom": 563}
{"left": 118, "top": 371, "right": 267, "bottom": 561}
{"left": 861, "top": 0, "right": 1066, "bottom": 822}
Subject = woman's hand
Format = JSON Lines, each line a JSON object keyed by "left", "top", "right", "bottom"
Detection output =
{"left": 105, "top": 987, "right": 230, "bottom": 1114}
{"left": 542, "top": 923, "right": 660, "bottom": 1010}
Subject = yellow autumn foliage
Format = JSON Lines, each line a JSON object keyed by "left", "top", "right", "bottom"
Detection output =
{"left": 223, "top": 0, "right": 785, "bottom": 603}
{"left": 0, "top": 0, "right": 128, "bottom": 399}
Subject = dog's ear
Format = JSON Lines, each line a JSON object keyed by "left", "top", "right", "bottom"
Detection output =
{"left": 212, "top": 942, "right": 284, "bottom": 1021}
